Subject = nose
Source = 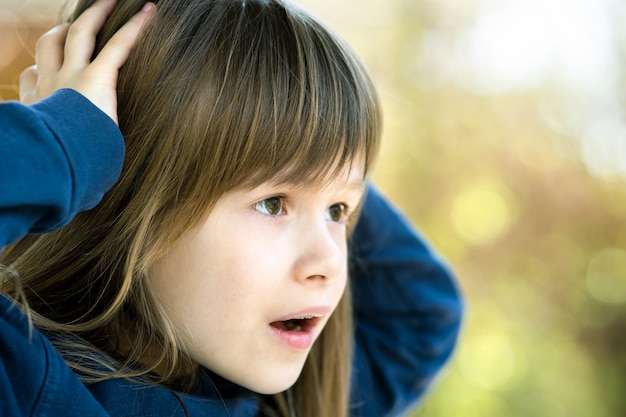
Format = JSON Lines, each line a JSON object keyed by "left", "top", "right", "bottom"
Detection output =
{"left": 293, "top": 217, "right": 347, "bottom": 284}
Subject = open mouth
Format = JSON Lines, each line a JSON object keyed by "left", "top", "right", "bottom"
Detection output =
{"left": 270, "top": 316, "right": 320, "bottom": 333}
{"left": 269, "top": 310, "right": 329, "bottom": 349}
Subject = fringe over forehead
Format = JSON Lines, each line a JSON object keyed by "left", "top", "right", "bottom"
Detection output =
{"left": 116, "top": 0, "right": 380, "bottom": 198}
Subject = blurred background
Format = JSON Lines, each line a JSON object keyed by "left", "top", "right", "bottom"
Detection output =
{"left": 2, "top": 0, "right": 626, "bottom": 416}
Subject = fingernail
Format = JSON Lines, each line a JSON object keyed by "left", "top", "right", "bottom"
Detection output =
{"left": 142, "top": 3, "right": 155, "bottom": 12}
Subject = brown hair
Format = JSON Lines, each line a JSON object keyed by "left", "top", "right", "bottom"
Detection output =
{"left": 1, "top": 1, "right": 380, "bottom": 416}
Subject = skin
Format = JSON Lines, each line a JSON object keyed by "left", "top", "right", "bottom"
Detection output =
{"left": 149, "top": 164, "right": 366, "bottom": 394}
{"left": 20, "top": 0, "right": 154, "bottom": 125}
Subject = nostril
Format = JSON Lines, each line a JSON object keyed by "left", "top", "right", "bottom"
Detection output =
{"left": 306, "top": 274, "right": 327, "bottom": 280}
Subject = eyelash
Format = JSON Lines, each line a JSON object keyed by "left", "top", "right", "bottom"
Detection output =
{"left": 326, "top": 203, "right": 349, "bottom": 223}
{"left": 253, "top": 196, "right": 286, "bottom": 216}
{"left": 252, "top": 196, "right": 351, "bottom": 223}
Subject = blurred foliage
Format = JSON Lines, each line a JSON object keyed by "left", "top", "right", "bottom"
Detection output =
{"left": 2, "top": 0, "right": 626, "bottom": 416}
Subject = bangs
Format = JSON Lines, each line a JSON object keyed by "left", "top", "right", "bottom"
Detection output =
{"left": 107, "top": 0, "right": 383, "bottom": 245}
{"left": 194, "top": 0, "right": 381, "bottom": 190}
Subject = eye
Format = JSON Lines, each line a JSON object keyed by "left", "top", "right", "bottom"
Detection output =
{"left": 253, "top": 196, "right": 285, "bottom": 216}
{"left": 326, "top": 203, "right": 349, "bottom": 223}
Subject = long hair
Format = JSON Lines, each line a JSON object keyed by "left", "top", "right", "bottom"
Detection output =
{"left": 0, "top": 1, "right": 380, "bottom": 416}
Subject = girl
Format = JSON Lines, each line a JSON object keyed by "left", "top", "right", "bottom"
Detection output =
{"left": 0, "top": 1, "right": 462, "bottom": 416}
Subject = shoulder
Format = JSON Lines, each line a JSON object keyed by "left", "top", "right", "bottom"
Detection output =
{"left": 0, "top": 295, "right": 108, "bottom": 417}
{"left": 87, "top": 373, "right": 258, "bottom": 417}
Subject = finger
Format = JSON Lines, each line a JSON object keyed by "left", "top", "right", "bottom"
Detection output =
{"left": 35, "top": 23, "right": 70, "bottom": 74}
{"left": 91, "top": 3, "right": 154, "bottom": 72}
{"left": 19, "top": 65, "right": 38, "bottom": 104}
{"left": 63, "top": 0, "right": 118, "bottom": 69}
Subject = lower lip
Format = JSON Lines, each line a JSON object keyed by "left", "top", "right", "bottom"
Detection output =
{"left": 270, "top": 326, "right": 314, "bottom": 350}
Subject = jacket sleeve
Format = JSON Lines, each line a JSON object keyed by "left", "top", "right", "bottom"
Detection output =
{"left": 0, "top": 89, "right": 124, "bottom": 248}
{"left": 349, "top": 184, "right": 463, "bottom": 417}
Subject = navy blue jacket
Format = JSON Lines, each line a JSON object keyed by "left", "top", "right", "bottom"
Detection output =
{"left": 0, "top": 89, "right": 462, "bottom": 417}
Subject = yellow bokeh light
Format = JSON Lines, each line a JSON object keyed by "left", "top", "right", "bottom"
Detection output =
{"left": 451, "top": 177, "right": 515, "bottom": 245}
{"left": 458, "top": 331, "right": 517, "bottom": 390}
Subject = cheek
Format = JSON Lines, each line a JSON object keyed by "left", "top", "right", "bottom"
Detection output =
{"left": 147, "top": 230, "right": 229, "bottom": 313}
{"left": 328, "top": 228, "right": 349, "bottom": 301}
{"left": 336, "top": 270, "right": 348, "bottom": 302}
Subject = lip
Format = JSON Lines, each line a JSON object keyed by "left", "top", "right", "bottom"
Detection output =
{"left": 272, "top": 305, "right": 332, "bottom": 322}
{"left": 269, "top": 305, "right": 331, "bottom": 350}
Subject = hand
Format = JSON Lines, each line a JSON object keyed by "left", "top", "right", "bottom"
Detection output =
{"left": 20, "top": 0, "right": 154, "bottom": 125}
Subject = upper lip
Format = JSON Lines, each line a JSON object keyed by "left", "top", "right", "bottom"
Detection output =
{"left": 271, "top": 305, "right": 332, "bottom": 322}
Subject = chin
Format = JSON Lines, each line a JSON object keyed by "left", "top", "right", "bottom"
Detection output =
{"left": 233, "top": 364, "right": 304, "bottom": 395}
{"left": 241, "top": 374, "right": 300, "bottom": 395}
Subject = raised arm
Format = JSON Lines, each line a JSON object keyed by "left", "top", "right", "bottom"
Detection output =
{"left": 349, "top": 184, "right": 464, "bottom": 416}
{"left": 0, "top": 0, "right": 152, "bottom": 249}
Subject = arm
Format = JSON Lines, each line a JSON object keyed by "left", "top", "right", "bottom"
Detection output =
{"left": 0, "top": 91, "right": 124, "bottom": 248}
{"left": 349, "top": 184, "right": 463, "bottom": 417}
{"left": 0, "top": 0, "right": 152, "bottom": 249}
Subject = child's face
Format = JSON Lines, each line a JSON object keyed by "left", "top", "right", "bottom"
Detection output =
{"left": 149, "top": 163, "right": 365, "bottom": 394}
